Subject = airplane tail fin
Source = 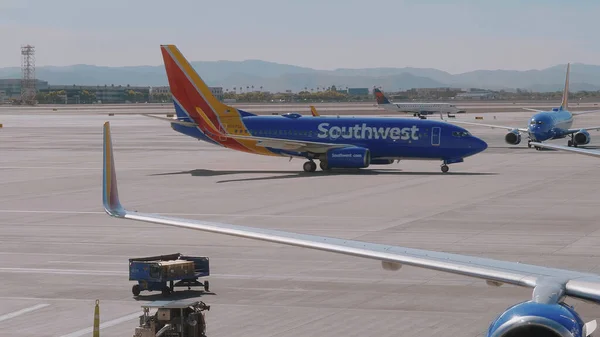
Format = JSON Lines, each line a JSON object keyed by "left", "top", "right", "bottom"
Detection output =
{"left": 373, "top": 88, "right": 391, "bottom": 105}
{"left": 159, "top": 45, "right": 256, "bottom": 133}
{"left": 560, "top": 63, "right": 570, "bottom": 111}
{"left": 310, "top": 105, "right": 320, "bottom": 116}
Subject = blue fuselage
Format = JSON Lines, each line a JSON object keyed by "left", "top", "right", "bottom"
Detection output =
{"left": 527, "top": 109, "right": 574, "bottom": 142}
{"left": 172, "top": 113, "right": 488, "bottom": 162}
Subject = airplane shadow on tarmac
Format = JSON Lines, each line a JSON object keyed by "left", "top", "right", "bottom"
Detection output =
{"left": 132, "top": 290, "right": 216, "bottom": 302}
{"left": 150, "top": 168, "right": 497, "bottom": 183}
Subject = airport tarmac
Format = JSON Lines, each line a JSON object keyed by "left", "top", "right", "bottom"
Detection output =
{"left": 2, "top": 109, "right": 600, "bottom": 336}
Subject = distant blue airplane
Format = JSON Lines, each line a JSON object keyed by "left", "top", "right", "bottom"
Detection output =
{"left": 442, "top": 63, "right": 600, "bottom": 150}
{"left": 144, "top": 45, "right": 487, "bottom": 173}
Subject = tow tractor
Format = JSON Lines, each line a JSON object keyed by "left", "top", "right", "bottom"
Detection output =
{"left": 133, "top": 300, "right": 210, "bottom": 337}
{"left": 129, "top": 253, "right": 210, "bottom": 296}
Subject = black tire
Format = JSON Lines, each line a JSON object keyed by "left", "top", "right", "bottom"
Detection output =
{"left": 441, "top": 165, "right": 449, "bottom": 173}
{"left": 204, "top": 280, "right": 210, "bottom": 292}
{"left": 302, "top": 161, "right": 312, "bottom": 172}
{"left": 132, "top": 284, "right": 141, "bottom": 296}
{"left": 162, "top": 286, "right": 171, "bottom": 296}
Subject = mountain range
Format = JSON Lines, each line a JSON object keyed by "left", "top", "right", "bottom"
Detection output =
{"left": 1, "top": 61, "right": 600, "bottom": 93}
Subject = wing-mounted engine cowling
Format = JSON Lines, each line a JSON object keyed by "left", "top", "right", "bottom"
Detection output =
{"left": 574, "top": 130, "right": 591, "bottom": 145}
{"left": 326, "top": 147, "right": 371, "bottom": 168}
{"left": 487, "top": 301, "right": 585, "bottom": 337}
{"left": 505, "top": 129, "right": 522, "bottom": 145}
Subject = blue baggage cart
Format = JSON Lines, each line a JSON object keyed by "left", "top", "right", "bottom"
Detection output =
{"left": 129, "top": 253, "right": 210, "bottom": 296}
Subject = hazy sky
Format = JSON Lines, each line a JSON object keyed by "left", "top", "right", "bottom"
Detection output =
{"left": 1, "top": 0, "right": 599, "bottom": 73}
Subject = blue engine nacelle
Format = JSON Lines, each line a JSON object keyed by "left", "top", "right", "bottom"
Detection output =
{"left": 326, "top": 147, "right": 371, "bottom": 168}
{"left": 505, "top": 129, "right": 521, "bottom": 145}
{"left": 574, "top": 130, "right": 591, "bottom": 145}
{"left": 487, "top": 301, "right": 585, "bottom": 337}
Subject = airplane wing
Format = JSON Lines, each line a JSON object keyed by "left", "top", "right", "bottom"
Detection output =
{"left": 572, "top": 109, "right": 600, "bottom": 116}
{"left": 192, "top": 107, "right": 350, "bottom": 154}
{"left": 440, "top": 117, "right": 528, "bottom": 133}
{"left": 565, "top": 126, "right": 600, "bottom": 134}
{"left": 529, "top": 142, "right": 600, "bottom": 158}
{"left": 102, "top": 120, "right": 600, "bottom": 305}
{"left": 522, "top": 108, "right": 544, "bottom": 113}
{"left": 141, "top": 114, "right": 198, "bottom": 127}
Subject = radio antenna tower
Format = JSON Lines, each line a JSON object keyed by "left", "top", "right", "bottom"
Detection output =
{"left": 20, "top": 45, "right": 37, "bottom": 105}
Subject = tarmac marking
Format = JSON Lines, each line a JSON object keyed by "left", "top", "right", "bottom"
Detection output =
{"left": 0, "top": 304, "right": 50, "bottom": 323}
{"left": 59, "top": 312, "right": 141, "bottom": 337}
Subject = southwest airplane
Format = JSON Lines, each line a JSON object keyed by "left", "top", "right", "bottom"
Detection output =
{"left": 103, "top": 121, "right": 599, "bottom": 337}
{"left": 443, "top": 63, "right": 600, "bottom": 150}
{"left": 374, "top": 88, "right": 465, "bottom": 117}
{"left": 149, "top": 45, "right": 487, "bottom": 173}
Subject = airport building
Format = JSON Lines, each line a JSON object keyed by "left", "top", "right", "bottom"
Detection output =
{"left": 455, "top": 90, "right": 495, "bottom": 100}
{"left": 39, "top": 84, "right": 151, "bottom": 104}
{"left": 0, "top": 78, "right": 224, "bottom": 104}
{"left": 150, "top": 86, "right": 224, "bottom": 101}
{"left": 0, "top": 78, "right": 49, "bottom": 99}
{"left": 346, "top": 88, "right": 369, "bottom": 96}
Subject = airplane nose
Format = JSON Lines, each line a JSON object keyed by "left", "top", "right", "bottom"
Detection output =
{"left": 472, "top": 136, "right": 488, "bottom": 153}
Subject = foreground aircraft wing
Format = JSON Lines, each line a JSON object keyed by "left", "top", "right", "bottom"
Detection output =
{"left": 530, "top": 142, "right": 600, "bottom": 158}
{"left": 102, "top": 120, "right": 600, "bottom": 304}
{"left": 193, "top": 107, "right": 349, "bottom": 153}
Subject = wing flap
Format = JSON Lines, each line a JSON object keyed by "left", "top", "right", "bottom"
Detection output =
{"left": 102, "top": 120, "right": 600, "bottom": 304}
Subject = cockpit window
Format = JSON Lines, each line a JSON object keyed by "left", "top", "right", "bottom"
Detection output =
{"left": 452, "top": 131, "right": 471, "bottom": 137}
{"left": 530, "top": 119, "right": 543, "bottom": 125}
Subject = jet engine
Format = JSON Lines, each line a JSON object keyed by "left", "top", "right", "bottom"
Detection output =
{"left": 505, "top": 129, "right": 521, "bottom": 145}
{"left": 325, "top": 147, "right": 371, "bottom": 169}
{"left": 574, "top": 130, "right": 591, "bottom": 146}
{"left": 486, "top": 301, "right": 591, "bottom": 337}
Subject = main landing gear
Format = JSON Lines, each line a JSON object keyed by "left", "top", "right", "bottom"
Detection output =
{"left": 303, "top": 160, "right": 317, "bottom": 172}
{"left": 567, "top": 137, "right": 578, "bottom": 148}
{"left": 302, "top": 160, "right": 330, "bottom": 172}
{"left": 441, "top": 164, "right": 449, "bottom": 173}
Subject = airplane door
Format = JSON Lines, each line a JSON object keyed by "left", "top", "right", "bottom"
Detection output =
{"left": 431, "top": 127, "right": 441, "bottom": 146}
